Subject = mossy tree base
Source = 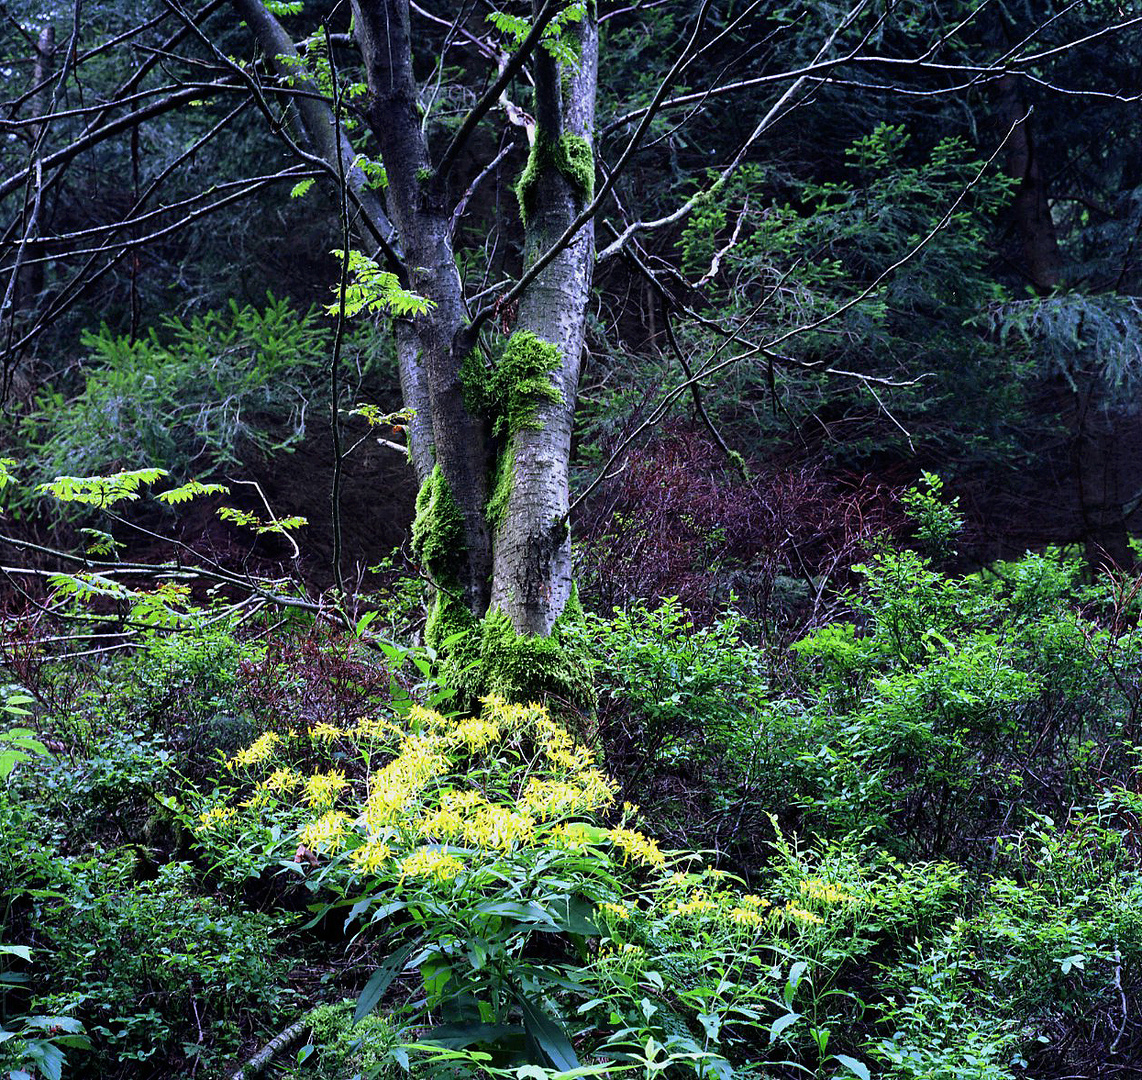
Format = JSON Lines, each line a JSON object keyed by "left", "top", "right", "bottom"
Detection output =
{"left": 425, "top": 591, "right": 592, "bottom": 730}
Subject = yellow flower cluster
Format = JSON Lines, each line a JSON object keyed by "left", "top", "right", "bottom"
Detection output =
{"left": 453, "top": 717, "right": 501, "bottom": 752}
{"left": 597, "top": 942, "right": 645, "bottom": 968}
{"left": 349, "top": 838, "right": 393, "bottom": 874}
{"left": 520, "top": 777, "right": 607, "bottom": 820}
{"left": 782, "top": 902, "right": 824, "bottom": 926}
{"left": 609, "top": 828, "right": 665, "bottom": 868}
{"left": 799, "top": 878, "right": 859, "bottom": 905}
{"left": 669, "top": 894, "right": 719, "bottom": 918}
{"left": 309, "top": 721, "right": 344, "bottom": 743}
{"left": 229, "top": 730, "right": 280, "bottom": 769}
{"left": 355, "top": 715, "right": 398, "bottom": 741}
{"left": 262, "top": 767, "right": 302, "bottom": 793}
{"left": 299, "top": 810, "right": 350, "bottom": 852}
{"left": 545, "top": 822, "right": 600, "bottom": 848}
{"left": 362, "top": 735, "right": 449, "bottom": 828}
{"left": 418, "top": 793, "right": 535, "bottom": 851}
{"left": 304, "top": 769, "right": 349, "bottom": 808}
{"left": 727, "top": 907, "right": 768, "bottom": 928}
{"left": 196, "top": 805, "right": 237, "bottom": 831}
{"left": 597, "top": 901, "right": 631, "bottom": 921}
{"left": 400, "top": 846, "right": 463, "bottom": 882}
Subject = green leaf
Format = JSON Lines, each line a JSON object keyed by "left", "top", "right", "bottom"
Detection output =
{"left": 355, "top": 940, "right": 418, "bottom": 1023}
{"left": 548, "top": 895, "right": 600, "bottom": 936}
{"left": 290, "top": 178, "right": 315, "bottom": 198}
{"left": 0, "top": 945, "right": 31, "bottom": 961}
{"left": 518, "top": 993, "right": 580, "bottom": 1072}
{"left": 831, "top": 1054, "right": 871, "bottom": 1080}
{"left": 422, "top": 1022, "right": 523, "bottom": 1048}
{"left": 768, "top": 1011, "right": 801, "bottom": 1044}
{"left": 156, "top": 480, "right": 229, "bottom": 505}
{"left": 38, "top": 468, "right": 168, "bottom": 507}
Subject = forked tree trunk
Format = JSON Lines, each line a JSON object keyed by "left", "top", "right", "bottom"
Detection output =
{"left": 241, "top": 0, "right": 598, "bottom": 703}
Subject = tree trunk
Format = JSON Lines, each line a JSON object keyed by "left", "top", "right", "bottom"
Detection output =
{"left": 490, "top": 6, "right": 598, "bottom": 635}
{"left": 996, "top": 74, "right": 1061, "bottom": 293}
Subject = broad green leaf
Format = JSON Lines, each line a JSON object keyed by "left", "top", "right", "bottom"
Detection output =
{"left": 831, "top": 1054, "right": 871, "bottom": 1080}
{"left": 518, "top": 993, "right": 579, "bottom": 1072}
{"left": 355, "top": 940, "right": 418, "bottom": 1023}
{"left": 768, "top": 1011, "right": 801, "bottom": 1044}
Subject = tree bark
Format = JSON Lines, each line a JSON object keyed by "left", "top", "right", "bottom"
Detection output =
{"left": 239, "top": 0, "right": 599, "bottom": 685}
{"left": 490, "top": 5, "right": 598, "bottom": 635}
{"left": 996, "top": 74, "right": 1061, "bottom": 294}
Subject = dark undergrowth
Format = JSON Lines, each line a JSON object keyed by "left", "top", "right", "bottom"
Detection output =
{"left": 3, "top": 473, "right": 1142, "bottom": 1080}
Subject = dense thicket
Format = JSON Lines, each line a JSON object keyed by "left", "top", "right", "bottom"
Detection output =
{"left": 4, "top": 3, "right": 1142, "bottom": 1079}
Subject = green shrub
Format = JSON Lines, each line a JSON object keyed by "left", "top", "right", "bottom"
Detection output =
{"left": 23, "top": 858, "right": 292, "bottom": 1074}
{"left": 15, "top": 295, "right": 330, "bottom": 500}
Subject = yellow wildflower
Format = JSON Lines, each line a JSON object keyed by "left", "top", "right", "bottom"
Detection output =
{"left": 417, "top": 805, "right": 466, "bottom": 842}
{"left": 264, "top": 767, "right": 302, "bottom": 793}
{"left": 453, "top": 717, "right": 500, "bottom": 752}
{"left": 799, "top": 879, "right": 859, "bottom": 905}
{"left": 362, "top": 738, "right": 449, "bottom": 827}
{"left": 309, "top": 721, "right": 344, "bottom": 742}
{"left": 669, "top": 895, "right": 718, "bottom": 919}
{"left": 609, "top": 828, "right": 665, "bottom": 868}
{"left": 298, "top": 810, "right": 350, "bottom": 852}
{"left": 196, "top": 805, "right": 237, "bottom": 831}
{"left": 355, "top": 715, "right": 396, "bottom": 741}
{"left": 727, "top": 907, "right": 768, "bottom": 929}
{"left": 349, "top": 839, "right": 393, "bottom": 874}
{"left": 304, "top": 769, "right": 349, "bottom": 808}
{"left": 598, "top": 901, "right": 631, "bottom": 921}
{"left": 739, "top": 894, "right": 770, "bottom": 909}
{"left": 462, "top": 803, "right": 534, "bottom": 850}
{"left": 519, "top": 777, "right": 611, "bottom": 820}
{"left": 400, "top": 847, "right": 463, "bottom": 882}
{"left": 783, "top": 903, "right": 824, "bottom": 926}
{"left": 229, "top": 731, "right": 280, "bottom": 769}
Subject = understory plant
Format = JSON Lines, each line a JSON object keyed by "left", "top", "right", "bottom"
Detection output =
{"left": 197, "top": 694, "right": 917, "bottom": 1079}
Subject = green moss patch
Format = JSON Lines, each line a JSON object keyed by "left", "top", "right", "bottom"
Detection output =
{"left": 496, "top": 330, "right": 564, "bottom": 436}
{"left": 411, "top": 465, "right": 464, "bottom": 580}
{"left": 426, "top": 592, "right": 592, "bottom": 726}
{"left": 514, "top": 133, "right": 595, "bottom": 225}
{"left": 486, "top": 447, "right": 514, "bottom": 532}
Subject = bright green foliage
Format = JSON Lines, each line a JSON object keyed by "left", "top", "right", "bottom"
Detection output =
{"left": 327, "top": 249, "right": 433, "bottom": 319}
{"left": 154, "top": 478, "right": 230, "bottom": 505}
{"left": 514, "top": 134, "right": 595, "bottom": 225}
{"left": 216, "top": 505, "right": 308, "bottom": 534}
{"left": 567, "top": 598, "right": 769, "bottom": 844}
{"left": 900, "top": 470, "right": 964, "bottom": 559}
{"left": 1, "top": 692, "right": 44, "bottom": 781}
{"left": 39, "top": 467, "right": 168, "bottom": 507}
{"left": 487, "top": 2, "right": 586, "bottom": 66}
{"left": 18, "top": 297, "right": 330, "bottom": 492}
{"left": 280, "top": 1003, "right": 400, "bottom": 1080}
{"left": 411, "top": 465, "right": 465, "bottom": 581}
